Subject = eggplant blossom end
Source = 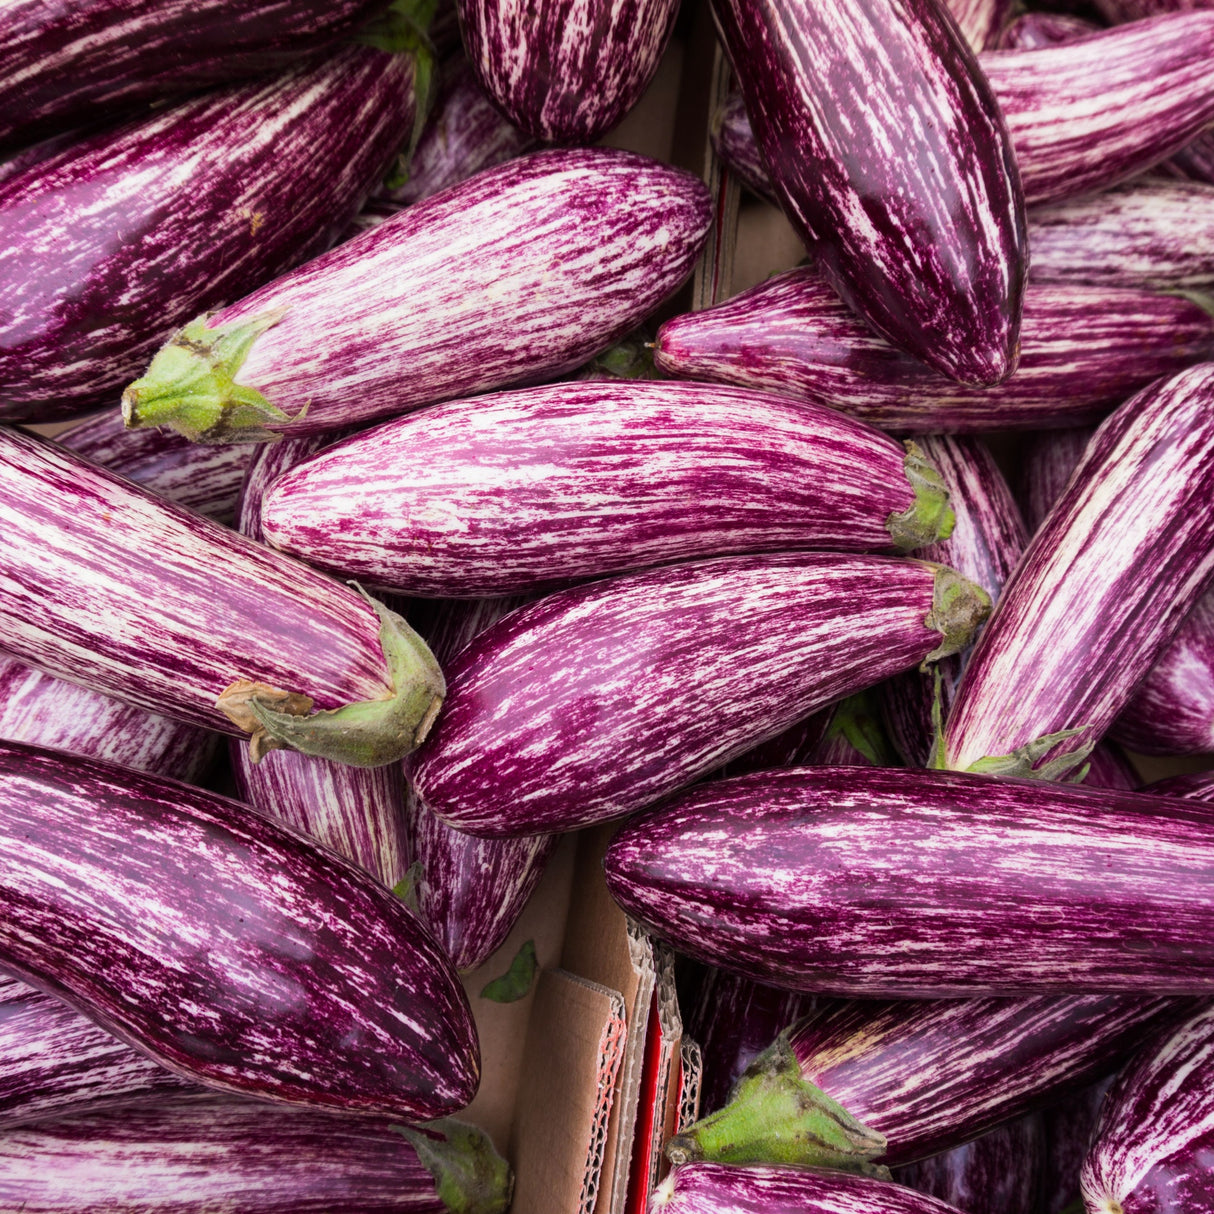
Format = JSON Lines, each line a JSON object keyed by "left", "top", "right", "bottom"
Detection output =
{"left": 963, "top": 727, "right": 1096, "bottom": 782}
{"left": 220, "top": 597, "right": 446, "bottom": 768}
{"left": 121, "top": 310, "right": 295, "bottom": 445}
{"left": 886, "top": 442, "right": 955, "bottom": 551}
{"left": 664, "top": 1031, "right": 888, "bottom": 1176}
{"left": 398, "top": 1119, "right": 514, "bottom": 1214}
{"left": 923, "top": 566, "right": 991, "bottom": 663}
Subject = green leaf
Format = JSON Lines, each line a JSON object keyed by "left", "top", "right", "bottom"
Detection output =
{"left": 479, "top": 940, "right": 538, "bottom": 1004}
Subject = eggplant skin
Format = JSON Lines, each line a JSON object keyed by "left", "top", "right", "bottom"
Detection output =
{"left": 709, "top": 0, "right": 1026, "bottom": 386}
{"left": 0, "top": 740, "right": 478, "bottom": 1120}
{"left": 0, "top": 0, "right": 387, "bottom": 151}
{"left": 604, "top": 766, "right": 1214, "bottom": 996}
{"left": 457, "top": 0, "right": 680, "bottom": 142}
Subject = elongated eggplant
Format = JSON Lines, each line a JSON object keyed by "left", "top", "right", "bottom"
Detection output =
{"left": 375, "top": 59, "right": 535, "bottom": 205}
{"left": 1080, "top": 745, "right": 1139, "bottom": 792}
{"left": 996, "top": 12, "right": 1101, "bottom": 48}
{"left": 0, "top": 974, "right": 199, "bottom": 1129}
{"left": 893, "top": 1115, "right": 1044, "bottom": 1214}
{"left": 0, "top": 1099, "right": 512, "bottom": 1213}
{"left": 711, "top": 93, "right": 775, "bottom": 203}
{"left": 653, "top": 269, "right": 1214, "bottom": 433}
{"left": 0, "top": 426, "right": 444, "bottom": 768}
{"left": 605, "top": 764, "right": 1214, "bottom": 996}
{"left": 0, "top": 44, "right": 423, "bottom": 422}
{"left": 1028, "top": 179, "right": 1214, "bottom": 292}
{"left": 54, "top": 410, "right": 252, "bottom": 525}
{"left": 877, "top": 436, "right": 1027, "bottom": 767}
{"left": 0, "top": 0, "right": 390, "bottom": 151}
{"left": 942, "top": 365, "right": 1214, "bottom": 778}
{"left": 456, "top": 0, "right": 679, "bottom": 142}
{"left": 1144, "top": 771, "right": 1214, "bottom": 801}
{"left": 1016, "top": 428, "right": 1093, "bottom": 533}
{"left": 947, "top": 0, "right": 1015, "bottom": 49}
{"left": 708, "top": 0, "right": 1025, "bottom": 386}
{"left": 0, "top": 740, "right": 479, "bottom": 1117}
{"left": 1081, "top": 1004, "right": 1214, "bottom": 1214}
{"left": 411, "top": 554, "right": 988, "bottom": 837}
{"left": 1041, "top": 1077, "right": 1114, "bottom": 1214}
{"left": 122, "top": 148, "right": 712, "bottom": 443}
{"left": 1168, "top": 132, "right": 1214, "bottom": 183}
{"left": 259, "top": 381, "right": 955, "bottom": 598}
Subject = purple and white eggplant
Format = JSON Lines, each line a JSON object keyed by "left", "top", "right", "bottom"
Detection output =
{"left": 0, "top": 740, "right": 478, "bottom": 1118}
{"left": 605, "top": 765, "right": 1214, "bottom": 996}
{"left": 0, "top": 44, "right": 423, "bottom": 422}
{"left": 1168, "top": 132, "right": 1214, "bottom": 184}
{"left": 942, "top": 365, "right": 1214, "bottom": 778}
{"left": 995, "top": 11, "right": 1101, "bottom": 48}
{"left": 122, "top": 148, "right": 712, "bottom": 443}
{"left": 0, "top": 1100, "right": 512, "bottom": 1213}
{"left": 456, "top": 0, "right": 679, "bottom": 142}
{"left": 1094, "top": 0, "right": 1214, "bottom": 20}
{"left": 708, "top": 0, "right": 1026, "bottom": 385}
{"left": 1144, "top": 771, "right": 1214, "bottom": 801}
{"left": 1015, "top": 427, "right": 1093, "bottom": 534}
{"left": 653, "top": 269, "right": 1214, "bottom": 433}
{"left": 258, "top": 380, "right": 956, "bottom": 598}
{"left": 1081, "top": 1003, "right": 1214, "bottom": 1214}
{"left": 947, "top": 0, "right": 1015, "bottom": 49}
{"left": 410, "top": 553, "right": 989, "bottom": 837}
{"left": 0, "top": 426, "right": 444, "bottom": 768}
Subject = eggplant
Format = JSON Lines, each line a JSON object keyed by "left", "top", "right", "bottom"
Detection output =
{"left": 653, "top": 269, "right": 1214, "bottom": 433}
{"left": 410, "top": 553, "right": 989, "bottom": 837}
{"left": 892, "top": 1115, "right": 1044, "bottom": 1214}
{"left": 0, "top": 426, "right": 444, "bottom": 768}
{"left": 995, "top": 12, "right": 1101, "bottom": 48}
{"left": 456, "top": 0, "right": 680, "bottom": 142}
{"left": 258, "top": 381, "right": 956, "bottom": 598}
{"left": 122, "top": 148, "right": 712, "bottom": 443}
{"left": 1094, "top": 0, "right": 1214, "bottom": 19}
{"left": 1016, "top": 428, "right": 1093, "bottom": 533}
{"left": 810, "top": 692, "right": 898, "bottom": 768}
{"left": 54, "top": 410, "right": 252, "bottom": 525}
{"left": 0, "top": 974, "right": 199, "bottom": 1129}
{"left": 0, "top": 740, "right": 478, "bottom": 1118}
{"left": 1168, "top": 132, "right": 1214, "bottom": 184}
{"left": 604, "top": 764, "right": 1214, "bottom": 996}
{"left": 1041, "top": 1077, "right": 1114, "bottom": 1214}
{"left": 404, "top": 597, "right": 556, "bottom": 972}
{"left": 942, "top": 365, "right": 1214, "bottom": 779}
{"left": 1144, "top": 771, "right": 1214, "bottom": 801}
{"left": 1028, "top": 179, "right": 1214, "bottom": 292}
{"left": 711, "top": 92, "right": 775, "bottom": 203}
{"left": 1081, "top": 1004, "right": 1214, "bottom": 1214}
{"left": 1080, "top": 745, "right": 1139, "bottom": 792}
{"left": 0, "top": 1099, "right": 512, "bottom": 1213}
{"left": 947, "top": 0, "right": 1015, "bottom": 49}
{"left": 0, "top": 0, "right": 390, "bottom": 151}
{"left": 374, "top": 59, "right": 535, "bottom": 206}
{"left": 877, "top": 436, "right": 1027, "bottom": 767}
{"left": 0, "top": 44, "right": 423, "bottom": 422}
{"left": 708, "top": 0, "right": 1026, "bottom": 386}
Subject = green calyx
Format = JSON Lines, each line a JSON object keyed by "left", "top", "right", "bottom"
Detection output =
{"left": 823, "top": 690, "right": 897, "bottom": 767}
{"left": 479, "top": 939, "right": 538, "bottom": 1002}
{"left": 922, "top": 564, "right": 991, "bottom": 664}
{"left": 398, "top": 1119, "right": 514, "bottom": 1214}
{"left": 121, "top": 310, "right": 296, "bottom": 445}
{"left": 963, "top": 726, "right": 1096, "bottom": 782}
{"left": 216, "top": 595, "right": 446, "bottom": 768}
{"left": 886, "top": 442, "right": 956, "bottom": 552}
{"left": 584, "top": 336, "right": 658, "bottom": 380}
{"left": 664, "top": 1032, "right": 890, "bottom": 1178}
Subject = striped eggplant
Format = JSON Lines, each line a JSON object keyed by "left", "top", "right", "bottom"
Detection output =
{"left": 652, "top": 269, "right": 1214, "bottom": 433}
{"left": 258, "top": 381, "right": 956, "bottom": 598}
{"left": 1168, "top": 132, "right": 1214, "bottom": 183}
{"left": 1081, "top": 1003, "right": 1214, "bottom": 1214}
{"left": 941, "top": 365, "right": 1214, "bottom": 779}
{"left": 0, "top": 974, "right": 199, "bottom": 1129}
{"left": 403, "top": 596, "right": 556, "bottom": 972}
{"left": 230, "top": 435, "right": 411, "bottom": 887}
{"left": 711, "top": 92, "right": 774, "bottom": 203}
{"left": 947, "top": 0, "right": 1015, "bottom": 49}
{"left": 0, "top": 1100, "right": 512, "bottom": 1213}
{"left": 893, "top": 1115, "right": 1044, "bottom": 1214}
{"left": 0, "top": 44, "right": 423, "bottom": 422}
{"left": 1080, "top": 745, "right": 1140, "bottom": 792}
{"left": 54, "top": 410, "right": 252, "bottom": 525}
{"left": 0, "top": 740, "right": 479, "bottom": 1117}
{"left": 456, "top": 0, "right": 679, "bottom": 143}
{"left": 650, "top": 1165, "right": 992, "bottom": 1214}
{"left": 0, "top": 0, "right": 390, "bottom": 151}
{"left": 668, "top": 995, "right": 1176, "bottom": 1173}
{"left": 877, "top": 436, "right": 1027, "bottom": 767}
{"left": 711, "top": 710, "right": 832, "bottom": 781}
{"left": 604, "top": 764, "right": 1214, "bottom": 996}
{"left": 410, "top": 554, "right": 989, "bottom": 837}
{"left": 995, "top": 12, "right": 1101, "bottom": 48}
{"left": 708, "top": 0, "right": 1026, "bottom": 387}
{"left": 374, "top": 59, "right": 535, "bottom": 205}
{"left": 1028, "top": 179, "right": 1214, "bottom": 292}
{"left": 122, "top": 148, "right": 712, "bottom": 443}
{"left": 1094, "top": 0, "right": 1214, "bottom": 19}
{"left": 1144, "top": 771, "right": 1214, "bottom": 800}
{"left": 0, "top": 426, "right": 444, "bottom": 768}
{"left": 1016, "top": 427, "right": 1093, "bottom": 533}
{"left": 1041, "top": 1078, "right": 1114, "bottom": 1214}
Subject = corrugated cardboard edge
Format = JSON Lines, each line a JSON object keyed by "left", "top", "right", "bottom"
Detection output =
{"left": 677, "top": 1040, "right": 704, "bottom": 1133}
{"left": 644, "top": 942, "right": 685, "bottom": 1194}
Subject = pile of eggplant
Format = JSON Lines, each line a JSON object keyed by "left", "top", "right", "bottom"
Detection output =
{"left": 1, "top": 0, "right": 1214, "bottom": 1206}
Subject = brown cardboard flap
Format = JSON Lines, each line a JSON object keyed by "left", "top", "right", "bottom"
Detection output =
{"left": 510, "top": 968, "right": 627, "bottom": 1214}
